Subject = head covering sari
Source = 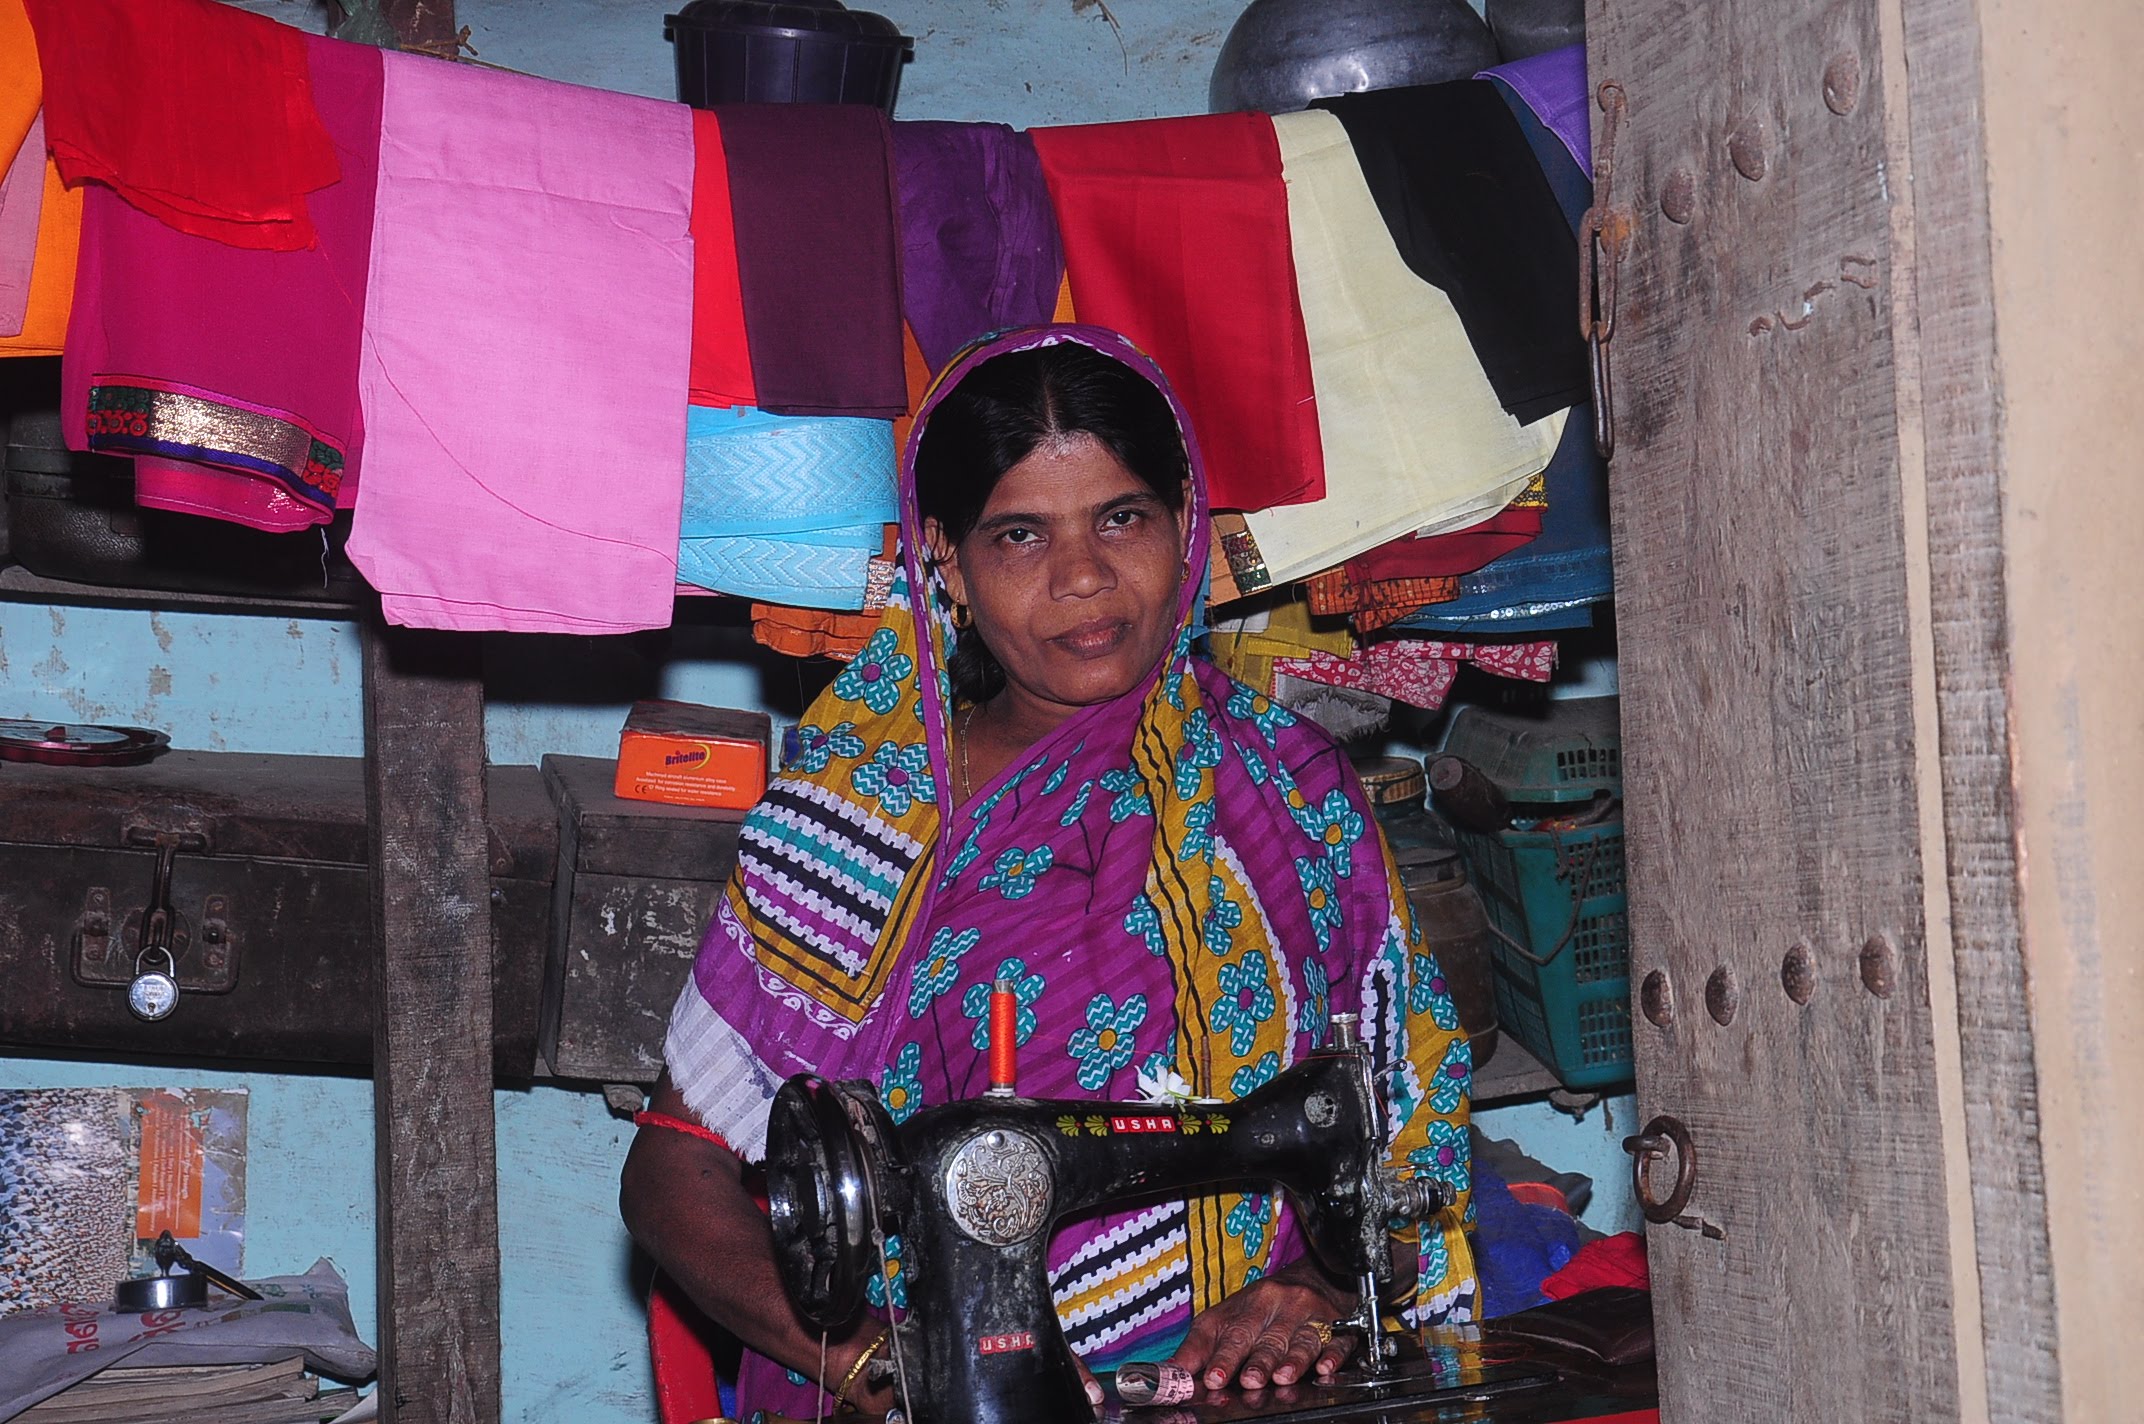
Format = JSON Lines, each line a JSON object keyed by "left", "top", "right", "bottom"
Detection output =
{"left": 664, "top": 325, "right": 1477, "bottom": 1416}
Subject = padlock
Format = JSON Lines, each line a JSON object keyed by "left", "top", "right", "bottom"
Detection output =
{"left": 128, "top": 944, "right": 181, "bottom": 1021}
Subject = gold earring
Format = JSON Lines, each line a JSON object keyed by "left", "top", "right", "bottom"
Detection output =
{"left": 952, "top": 602, "right": 972, "bottom": 630}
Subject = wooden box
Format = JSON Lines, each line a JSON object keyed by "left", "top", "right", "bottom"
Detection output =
{"left": 0, "top": 751, "right": 556, "bottom": 1074}
{"left": 540, "top": 754, "right": 745, "bottom": 1084}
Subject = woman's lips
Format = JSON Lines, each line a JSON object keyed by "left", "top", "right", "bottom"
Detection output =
{"left": 1049, "top": 617, "right": 1131, "bottom": 658}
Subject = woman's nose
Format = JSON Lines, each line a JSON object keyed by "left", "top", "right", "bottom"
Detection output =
{"left": 1051, "top": 535, "right": 1115, "bottom": 599}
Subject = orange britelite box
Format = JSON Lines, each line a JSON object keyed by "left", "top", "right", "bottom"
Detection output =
{"left": 613, "top": 700, "right": 771, "bottom": 809}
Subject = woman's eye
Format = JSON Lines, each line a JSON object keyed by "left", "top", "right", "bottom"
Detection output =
{"left": 1103, "top": 508, "right": 1142, "bottom": 529}
{"left": 1000, "top": 526, "right": 1039, "bottom": 546}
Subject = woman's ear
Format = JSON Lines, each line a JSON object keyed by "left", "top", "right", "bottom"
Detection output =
{"left": 923, "top": 517, "right": 968, "bottom": 609}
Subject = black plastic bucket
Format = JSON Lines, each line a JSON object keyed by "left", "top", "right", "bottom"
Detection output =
{"left": 666, "top": 0, "right": 915, "bottom": 114}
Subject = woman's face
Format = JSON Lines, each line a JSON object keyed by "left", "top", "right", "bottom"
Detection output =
{"left": 929, "top": 432, "right": 1188, "bottom": 725}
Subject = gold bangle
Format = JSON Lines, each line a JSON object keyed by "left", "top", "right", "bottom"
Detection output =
{"left": 834, "top": 1331, "right": 887, "bottom": 1409}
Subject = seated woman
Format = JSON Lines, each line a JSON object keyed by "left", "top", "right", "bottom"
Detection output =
{"left": 620, "top": 325, "right": 1476, "bottom": 1418}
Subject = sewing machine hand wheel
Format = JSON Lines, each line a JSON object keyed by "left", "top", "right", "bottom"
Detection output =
{"left": 765, "top": 1075, "right": 897, "bottom": 1331}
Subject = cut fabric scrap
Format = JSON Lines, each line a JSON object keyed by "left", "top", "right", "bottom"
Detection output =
{"left": 1273, "top": 638, "right": 1557, "bottom": 712}
{"left": 0, "top": 135, "right": 79, "bottom": 358}
{"left": 1314, "top": 81, "right": 1585, "bottom": 424}
{"left": 349, "top": 53, "right": 694, "bottom": 634}
{"left": 1540, "top": 1232, "right": 1649, "bottom": 1301}
{"left": 688, "top": 109, "right": 754, "bottom": 409}
{"left": 1347, "top": 471, "right": 1545, "bottom": 583}
{"left": 720, "top": 103, "right": 907, "bottom": 417}
{"left": 0, "top": 111, "right": 43, "bottom": 340}
{"left": 1208, "top": 594, "right": 1354, "bottom": 699}
{"left": 1304, "top": 567, "right": 1460, "bottom": 636}
{"left": 23, "top": 0, "right": 337, "bottom": 251}
{"left": 59, "top": 34, "right": 382, "bottom": 532}
{"left": 1233, "top": 110, "right": 1561, "bottom": 590}
{"left": 893, "top": 120, "right": 1063, "bottom": 374}
{"left": 751, "top": 603, "right": 881, "bottom": 661}
{"left": 1030, "top": 112, "right": 1324, "bottom": 511}
{"left": 1479, "top": 44, "right": 1592, "bottom": 180}
{"left": 1271, "top": 674, "right": 1391, "bottom": 741}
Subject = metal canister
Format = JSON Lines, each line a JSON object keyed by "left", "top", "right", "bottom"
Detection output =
{"left": 1356, "top": 757, "right": 1501, "bottom": 1067}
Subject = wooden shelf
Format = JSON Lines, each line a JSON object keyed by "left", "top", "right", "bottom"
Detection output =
{"left": 0, "top": 565, "right": 363, "bottom": 618}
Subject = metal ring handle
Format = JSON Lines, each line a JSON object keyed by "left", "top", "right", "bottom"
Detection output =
{"left": 1623, "top": 1114, "right": 1697, "bottom": 1224}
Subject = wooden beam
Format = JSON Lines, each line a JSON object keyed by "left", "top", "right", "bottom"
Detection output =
{"left": 363, "top": 621, "right": 500, "bottom": 1424}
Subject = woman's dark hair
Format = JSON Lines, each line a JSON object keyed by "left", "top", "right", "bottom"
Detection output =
{"left": 915, "top": 341, "right": 1189, "bottom": 704}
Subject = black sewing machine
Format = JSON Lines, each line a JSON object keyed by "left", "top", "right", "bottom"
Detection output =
{"left": 764, "top": 1014, "right": 1471, "bottom": 1424}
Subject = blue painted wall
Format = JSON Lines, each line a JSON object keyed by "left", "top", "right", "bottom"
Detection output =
{"left": 1, "top": 5, "right": 1627, "bottom": 1419}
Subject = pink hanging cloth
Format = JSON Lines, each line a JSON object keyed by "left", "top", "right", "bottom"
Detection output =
{"left": 60, "top": 34, "right": 383, "bottom": 532}
{"left": 348, "top": 53, "right": 696, "bottom": 633}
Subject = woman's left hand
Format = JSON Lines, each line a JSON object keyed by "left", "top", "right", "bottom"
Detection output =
{"left": 1166, "top": 1258, "right": 1357, "bottom": 1393}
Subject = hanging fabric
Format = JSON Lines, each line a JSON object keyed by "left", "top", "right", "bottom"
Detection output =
{"left": 60, "top": 35, "right": 383, "bottom": 533}
{"left": 1029, "top": 112, "right": 1325, "bottom": 512}
{"left": 892, "top": 119, "right": 1063, "bottom": 374}
{"left": 23, "top": 0, "right": 337, "bottom": 251}
{"left": 1315, "top": 80, "right": 1585, "bottom": 424}
{"left": 1478, "top": 45, "right": 1592, "bottom": 180}
{"left": 719, "top": 103, "right": 907, "bottom": 418}
{"left": 0, "top": 0, "right": 77, "bottom": 359}
{"left": 688, "top": 108, "right": 755, "bottom": 410}
{"left": 348, "top": 52, "right": 695, "bottom": 634}
{"left": 1227, "top": 109, "right": 1561, "bottom": 592}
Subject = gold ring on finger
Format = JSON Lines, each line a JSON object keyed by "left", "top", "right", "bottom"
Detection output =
{"left": 1309, "top": 1320, "right": 1335, "bottom": 1348}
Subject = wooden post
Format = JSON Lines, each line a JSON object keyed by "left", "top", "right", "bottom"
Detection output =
{"left": 363, "top": 621, "right": 500, "bottom": 1424}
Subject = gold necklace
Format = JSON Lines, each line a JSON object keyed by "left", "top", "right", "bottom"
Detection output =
{"left": 958, "top": 704, "right": 976, "bottom": 804}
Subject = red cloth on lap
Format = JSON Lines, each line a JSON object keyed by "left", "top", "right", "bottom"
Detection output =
{"left": 24, "top": 0, "right": 337, "bottom": 251}
{"left": 1030, "top": 113, "right": 1324, "bottom": 512}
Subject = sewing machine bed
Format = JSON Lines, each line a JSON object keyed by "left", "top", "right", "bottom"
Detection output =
{"left": 1101, "top": 1349, "right": 1655, "bottom": 1424}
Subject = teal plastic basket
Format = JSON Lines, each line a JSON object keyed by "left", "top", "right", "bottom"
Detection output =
{"left": 1442, "top": 699, "right": 1620, "bottom": 805}
{"left": 1455, "top": 820, "right": 1633, "bottom": 1091}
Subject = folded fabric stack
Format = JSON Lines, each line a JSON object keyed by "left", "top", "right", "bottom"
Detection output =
{"left": 0, "top": 0, "right": 1608, "bottom": 682}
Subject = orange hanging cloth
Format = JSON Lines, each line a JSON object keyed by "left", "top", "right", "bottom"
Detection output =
{"left": 0, "top": 0, "right": 78, "bottom": 356}
{"left": 22, "top": 0, "right": 337, "bottom": 252}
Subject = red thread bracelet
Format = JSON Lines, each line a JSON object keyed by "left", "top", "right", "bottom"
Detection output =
{"left": 634, "top": 1110, "right": 734, "bottom": 1153}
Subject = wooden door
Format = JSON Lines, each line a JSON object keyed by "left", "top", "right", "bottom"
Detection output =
{"left": 1578, "top": 0, "right": 2099, "bottom": 1418}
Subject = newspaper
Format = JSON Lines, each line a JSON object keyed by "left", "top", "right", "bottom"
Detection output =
{"left": 0, "top": 1260, "right": 375, "bottom": 1423}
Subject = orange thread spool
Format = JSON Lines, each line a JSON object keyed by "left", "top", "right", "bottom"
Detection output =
{"left": 987, "top": 978, "right": 1018, "bottom": 1093}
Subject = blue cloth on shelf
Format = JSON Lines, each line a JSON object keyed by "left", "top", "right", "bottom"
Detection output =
{"left": 677, "top": 403, "right": 896, "bottom": 608}
{"left": 1473, "top": 1159, "right": 1584, "bottom": 1320}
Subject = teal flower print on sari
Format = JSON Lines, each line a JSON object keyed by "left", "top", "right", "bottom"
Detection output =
{"left": 1177, "top": 799, "right": 1216, "bottom": 862}
{"left": 962, "top": 957, "right": 1045, "bottom": 1050}
{"left": 1209, "top": 949, "right": 1276, "bottom": 1056}
{"left": 1298, "top": 788, "right": 1366, "bottom": 877}
{"left": 1124, "top": 894, "right": 1167, "bottom": 956}
{"left": 864, "top": 1233, "right": 909, "bottom": 1308}
{"left": 1225, "top": 1192, "right": 1275, "bottom": 1259}
{"left": 907, "top": 927, "right": 980, "bottom": 1016}
{"left": 789, "top": 720, "right": 865, "bottom": 774}
{"left": 1226, "top": 683, "right": 1296, "bottom": 747}
{"left": 1298, "top": 955, "right": 1330, "bottom": 1035}
{"left": 1235, "top": 737, "right": 1270, "bottom": 786}
{"left": 851, "top": 740, "right": 935, "bottom": 817}
{"left": 1173, "top": 708, "right": 1223, "bottom": 798}
{"left": 1058, "top": 779, "right": 1095, "bottom": 827}
{"left": 1202, "top": 874, "right": 1243, "bottom": 956}
{"left": 880, "top": 1042, "right": 925, "bottom": 1124}
{"left": 831, "top": 627, "right": 912, "bottom": 715}
{"left": 1042, "top": 760, "right": 1071, "bottom": 795}
{"left": 1230, "top": 1049, "right": 1280, "bottom": 1098}
{"left": 1428, "top": 1036, "right": 1472, "bottom": 1114}
{"left": 1408, "top": 1119, "right": 1471, "bottom": 1195}
{"left": 1410, "top": 951, "right": 1459, "bottom": 1031}
{"left": 979, "top": 844, "right": 1054, "bottom": 900}
{"left": 1099, "top": 768, "right": 1153, "bottom": 821}
{"left": 1296, "top": 856, "right": 1343, "bottom": 953}
{"left": 1068, "top": 992, "right": 1147, "bottom": 1090}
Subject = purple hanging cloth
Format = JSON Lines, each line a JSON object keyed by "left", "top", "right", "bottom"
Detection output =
{"left": 1478, "top": 43, "right": 1592, "bottom": 179}
{"left": 891, "top": 120, "right": 1064, "bottom": 373}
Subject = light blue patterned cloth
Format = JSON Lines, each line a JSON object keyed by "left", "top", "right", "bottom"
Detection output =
{"left": 677, "top": 404, "right": 896, "bottom": 607}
